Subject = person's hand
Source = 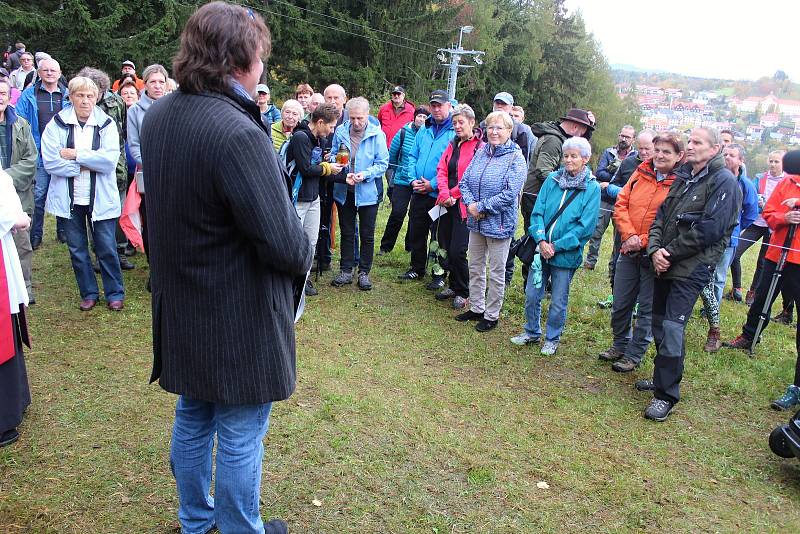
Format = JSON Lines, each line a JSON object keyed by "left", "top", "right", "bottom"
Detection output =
{"left": 538, "top": 241, "right": 555, "bottom": 260}
{"left": 444, "top": 197, "right": 457, "bottom": 207}
{"left": 60, "top": 148, "right": 77, "bottom": 160}
{"left": 329, "top": 162, "right": 344, "bottom": 174}
{"left": 353, "top": 172, "right": 366, "bottom": 183}
{"left": 467, "top": 202, "right": 480, "bottom": 219}
{"left": 785, "top": 210, "right": 800, "bottom": 225}
{"left": 621, "top": 235, "right": 642, "bottom": 254}
{"left": 652, "top": 248, "right": 671, "bottom": 274}
{"left": 13, "top": 213, "right": 31, "bottom": 233}
{"left": 412, "top": 177, "right": 432, "bottom": 193}
{"left": 345, "top": 173, "right": 356, "bottom": 186}
{"left": 599, "top": 182, "right": 609, "bottom": 190}
{"left": 782, "top": 198, "right": 800, "bottom": 209}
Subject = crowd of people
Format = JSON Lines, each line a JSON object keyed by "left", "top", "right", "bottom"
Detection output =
{"left": 2, "top": 1, "right": 800, "bottom": 531}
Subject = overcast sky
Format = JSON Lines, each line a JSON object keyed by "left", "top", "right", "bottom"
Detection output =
{"left": 564, "top": 0, "right": 800, "bottom": 82}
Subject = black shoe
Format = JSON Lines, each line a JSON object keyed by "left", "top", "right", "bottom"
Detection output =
{"left": 475, "top": 318, "right": 498, "bottom": 332}
{"left": 264, "top": 519, "right": 289, "bottom": 534}
{"left": 612, "top": 357, "right": 639, "bottom": 373}
{"left": 644, "top": 398, "right": 674, "bottom": 421}
{"left": 425, "top": 275, "right": 445, "bottom": 290}
{"left": 305, "top": 279, "right": 318, "bottom": 296}
{"left": 0, "top": 428, "right": 19, "bottom": 447}
{"left": 93, "top": 262, "right": 101, "bottom": 273}
{"left": 123, "top": 244, "right": 137, "bottom": 257}
{"left": 119, "top": 256, "right": 135, "bottom": 270}
{"left": 31, "top": 237, "right": 41, "bottom": 250}
{"left": 398, "top": 269, "right": 422, "bottom": 281}
{"left": 57, "top": 230, "right": 67, "bottom": 244}
{"left": 635, "top": 379, "right": 655, "bottom": 392}
{"left": 455, "top": 310, "right": 483, "bottom": 322}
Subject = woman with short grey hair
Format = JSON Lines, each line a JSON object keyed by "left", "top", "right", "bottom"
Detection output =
{"left": 511, "top": 136, "right": 600, "bottom": 355}
{"left": 271, "top": 99, "right": 304, "bottom": 151}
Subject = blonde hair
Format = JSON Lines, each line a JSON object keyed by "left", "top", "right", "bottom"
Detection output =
{"left": 68, "top": 76, "right": 99, "bottom": 97}
{"left": 484, "top": 111, "right": 513, "bottom": 130}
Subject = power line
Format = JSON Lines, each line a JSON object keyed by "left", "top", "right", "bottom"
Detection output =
{"left": 264, "top": 0, "right": 438, "bottom": 50}
{"left": 248, "top": 4, "right": 432, "bottom": 55}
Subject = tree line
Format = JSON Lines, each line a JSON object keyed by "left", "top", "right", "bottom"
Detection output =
{"left": 1, "top": 0, "right": 639, "bottom": 157}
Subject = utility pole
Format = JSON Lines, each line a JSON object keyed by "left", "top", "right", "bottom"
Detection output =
{"left": 437, "top": 26, "right": 485, "bottom": 102}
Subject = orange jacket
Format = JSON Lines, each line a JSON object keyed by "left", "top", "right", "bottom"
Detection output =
{"left": 763, "top": 174, "right": 800, "bottom": 265}
{"left": 613, "top": 160, "right": 675, "bottom": 250}
{"left": 111, "top": 76, "right": 145, "bottom": 93}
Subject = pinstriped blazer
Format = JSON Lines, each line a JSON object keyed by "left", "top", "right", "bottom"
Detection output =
{"left": 141, "top": 90, "right": 312, "bottom": 405}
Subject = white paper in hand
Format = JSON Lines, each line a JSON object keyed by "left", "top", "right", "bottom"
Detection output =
{"left": 428, "top": 204, "right": 447, "bottom": 222}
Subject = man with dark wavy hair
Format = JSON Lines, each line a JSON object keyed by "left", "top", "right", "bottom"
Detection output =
{"left": 140, "top": 2, "right": 311, "bottom": 532}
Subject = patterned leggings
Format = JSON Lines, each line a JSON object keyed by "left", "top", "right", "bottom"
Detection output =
{"left": 700, "top": 280, "right": 721, "bottom": 327}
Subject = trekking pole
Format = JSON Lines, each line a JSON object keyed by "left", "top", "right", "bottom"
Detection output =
{"left": 751, "top": 207, "right": 800, "bottom": 355}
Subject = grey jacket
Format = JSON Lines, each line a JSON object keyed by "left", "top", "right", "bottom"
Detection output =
{"left": 126, "top": 91, "right": 155, "bottom": 192}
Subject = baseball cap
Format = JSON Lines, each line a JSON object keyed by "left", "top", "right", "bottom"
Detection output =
{"left": 122, "top": 60, "right": 135, "bottom": 69}
{"left": 256, "top": 84, "right": 270, "bottom": 94}
{"left": 493, "top": 92, "right": 514, "bottom": 105}
{"left": 391, "top": 85, "right": 405, "bottom": 94}
{"left": 429, "top": 89, "right": 449, "bottom": 104}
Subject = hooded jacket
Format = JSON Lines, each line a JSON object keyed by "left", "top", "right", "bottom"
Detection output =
{"left": 530, "top": 168, "right": 601, "bottom": 269}
{"left": 406, "top": 114, "right": 454, "bottom": 199}
{"left": 524, "top": 121, "right": 568, "bottom": 198}
{"left": 613, "top": 159, "right": 675, "bottom": 251}
{"left": 387, "top": 121, "right": 421, "bottom": 187}
{"left": 41, "top": 106, "right": 120, "bottom": 222}
{"left": 330, "top": 119, "right": 389, "bottom": 207}
{"left": 647, "top": 153, "right": 741, "bottom": 280}
{"left": 377, "top": 100, "right": 415, "bottom": 148}
{"left": 435, "top": 129, "right": 483, "bottom": 219}
{"left": 763, "top": 174, "right": 800, "bottom": 265}
{"left": 2, "top": 106, "right": 37, "bottom": 215}
{"left": 459, "top": 139, "right": 526, "bottom": 240}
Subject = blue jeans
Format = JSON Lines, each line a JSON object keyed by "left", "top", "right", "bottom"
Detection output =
{"left": 523, "top": 261, "right": 576, "bottom": 342}
{"left": 58, "top": 205, "right": 125, "bottom": 302}
{"left": 170, "top": 397, "right": 273, "bottom": 534}
{"left": 713, "top": 246, "right": 735, "bottom": 304}
{"left": 32, "top": 163, "right": 64, "bottom": 244}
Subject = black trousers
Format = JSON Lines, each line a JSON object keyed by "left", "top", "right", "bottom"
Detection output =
{"left": 731, "top": 224, "right": 770, "bottom": 289}
{"left": 407, "top": 193, "right": 437, "bottom": 275}
{"left": 336, "top": 190, "right": 378, "bottom": 274}
{"left": 436, "top": 204, "right": 469, "bottom": 297}
{"left": 380, "top": 184, "right": 413, "bottom": 253}
{"left": 652, "top": 263, "right": 713, "bottom": 405}
{"left": 316, "top": 180, "right": 335, "bottom": 267}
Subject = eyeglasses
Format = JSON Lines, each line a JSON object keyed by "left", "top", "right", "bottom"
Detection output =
{"left": 486, "top": 125, "right": 510, "bottom": 132}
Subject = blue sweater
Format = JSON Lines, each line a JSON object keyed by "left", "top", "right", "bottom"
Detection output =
{"left": 530, "top": 169, "right": 601, "bottom": 269}
{"left": 459, "top": 140, "right": 526, "bottom": 239}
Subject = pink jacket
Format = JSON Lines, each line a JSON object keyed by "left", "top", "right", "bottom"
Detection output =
{"left": 435, "top": 132, "right": 483, "bottom": 219}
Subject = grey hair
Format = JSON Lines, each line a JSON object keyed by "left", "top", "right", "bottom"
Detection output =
{"left": 141, "top": 64, "right": 168, "bottom": 83}
{"left": 725, "top": 143, "right": 746, "bottom": 160}
{"left": 621, "top": 124, "right": 636, "bottom": 132}
{"left": 637, "top": 129, "right": 657, "bottom": 142}
{"left": 452, "top": 103, "right": 475, "bottom": 121}
{"left": 693, "top": 126, "right": 721, "bottom": 146}
{"left": 562, "top": 136, "right": 592, "bottom": 158}
{"left": 345, "top": 96, "right": 370, "bottom": 114}
{"left": 76, "top": 67, "right": 111, "bottom": 95}
{"left": 280, "top": 99, "right": 304, "bottom": 116}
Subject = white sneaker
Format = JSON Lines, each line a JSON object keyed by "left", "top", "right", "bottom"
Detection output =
{"left": 510, "top": 332, "right": 540, "bottom": 346}
{"left": 540, "top": 340, "right": 559, "bottom": 355}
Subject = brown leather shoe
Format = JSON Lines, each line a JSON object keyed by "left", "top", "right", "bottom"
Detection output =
{"left": 107, "top": 300, "right": 124, "bottom": 311}
{"left": 79, "top": 298, "right": 97, "bottom": 311}
{"left": 704, "top": 326, "right": 722, "bottom": 352}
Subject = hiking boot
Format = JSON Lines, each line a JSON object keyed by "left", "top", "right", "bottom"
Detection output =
{"left": 723, "top": 334, "right": 753, "bottom": 352}
{"left": 398, "top": 269, "right": 422, "bottom": 281}
{"left": 772, "top": 308, "right": 793, "bottom": 325}
{"left": 727, "top": 287, "right": 743, "bottom": 302}
{"left": 597, "top": 294, "right": 613, "bottom": 309}
{"left": 745, "top": 289, "right": 755, "bottom": 307}
{"left": 119, "top": 256, "right": 135, "bottom": 270}
{"left": 331, "top": 270, "right": 353, "bottom": 287}
{"left": 644, "top": 398, "right": 674, "bottom": 422}
{"left": 540, "top": 340, "right": 559, "bottom": 355}
{"left": 703, "top": 326, "right": 721, "bottom": 353}
{"left": 455, "top": 310, "right": 483, "bottom": 322}
{"left": 452, "top": 296, "right": 468, "bottom": 310}
{"left": 475, "top": 318, "right": 498, "bottom": 332}
{"left": 612, "top": 357, "right": 639, "bottom": 373}
{"left": 305, "top": 279, "right": 318, "bottom": 296}
{"left": 597, "top": 346, "right": 625, "bottom": 362}
{"left": 357, "top": 271, "right": 373, "bottom": 291}
{"left": 426, "top": 274, "right": 445, "bottom": 290}
{"left": 435, "top": 288, "right": 455, "bottom": 301}
{"left": 510, "top": 332, "right": 540, "bottom": 346}
{"left": 771, "top": 385, "right": 800, "bottom": 411}
{"left": 635, "top": 379, "right": 655, "bottom": 392}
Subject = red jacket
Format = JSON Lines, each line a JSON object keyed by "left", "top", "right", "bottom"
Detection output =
{"left": 377, "top": 101, "right": 415, "bottom": 148}
{"left": 763, "top": 174, "right": 800, "bottom": 265}
{"left": 435, "top": 132, "right": 483, "bottom": 219}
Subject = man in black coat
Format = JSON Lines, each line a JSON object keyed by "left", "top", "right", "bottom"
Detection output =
{"left": 140, "top": 3, "right": 310, "bottom": 533}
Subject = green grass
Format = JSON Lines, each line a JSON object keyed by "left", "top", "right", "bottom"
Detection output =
{"left": 1, "top": 210, "right": 800, "bottom": 533}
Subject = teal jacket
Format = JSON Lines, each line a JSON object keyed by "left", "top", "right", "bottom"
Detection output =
{"left": 330, "top": 120, "right": 389, "bottom": 207}
{"left": 529, "top": 169, "right": 601, "bottom": 269}
{"left": 405, "top": 114, "right": 454, "bottom": 198}
{"left": 388, "top": 121, "right": 420, "bottom": 187}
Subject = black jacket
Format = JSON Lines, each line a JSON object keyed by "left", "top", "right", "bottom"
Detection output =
{"left": 288, "top": 120, "right": 328, "bottom": 202}
{"left": 141, "top": 89, "right": 312, "bottom": 404}
{"left": 647, "top": 153, "right": 741, "bottom": 280}
{"left": 604, "top": 152, "right": 641, "bottom": 203}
